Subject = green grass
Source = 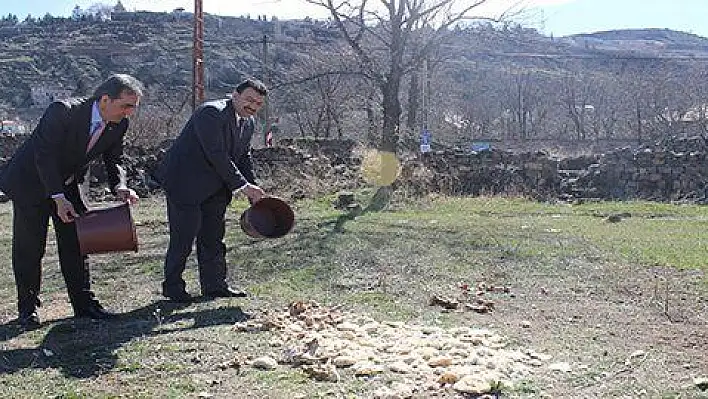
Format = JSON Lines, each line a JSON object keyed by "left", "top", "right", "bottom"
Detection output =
{"left": 397, "top": 196, "right": 708, "bottom": 271}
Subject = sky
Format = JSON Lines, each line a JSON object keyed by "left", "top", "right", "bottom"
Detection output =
{"left": 3, "top": 0, "right": 708, "bottom": 38}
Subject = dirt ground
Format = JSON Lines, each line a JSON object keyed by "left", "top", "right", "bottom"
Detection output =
{"left": 477, "top": 257, "right": 708, "bottom": 397}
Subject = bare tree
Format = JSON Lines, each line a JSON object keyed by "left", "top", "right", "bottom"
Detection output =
{"left": 125, "top": 87, "right": 192, "bottom": 147}
{"left": 497, "top": 68, "right": 546, "bottom": 140}
{"left": 276, "top": 43, "right": 365, "bottom": 139}
{"left": 306, "top": 0, "right": 507, "bottom": 152}
{"left": 560, "top": 72, "right": 600, "bottom": 141}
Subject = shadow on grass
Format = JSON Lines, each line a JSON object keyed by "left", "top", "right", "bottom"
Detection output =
{"left": 320, "top": 186, "right": 394, "bottom": 234}
{"left": 0, "top": 299, "right": 249, "bottom": 378}
{"left": 231, "top": 187, "right": 510, "bottom": 283}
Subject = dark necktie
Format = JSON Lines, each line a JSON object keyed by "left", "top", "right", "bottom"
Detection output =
{"left": 238, "top": 117, "right": 246, "bottom": 138}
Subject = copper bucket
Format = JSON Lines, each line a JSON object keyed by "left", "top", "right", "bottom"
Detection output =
{"left": 76, "top": 203, "right": 138, "bottom": 255}
{"left": 240, "top": 197, "right": 295, "bottom": 239}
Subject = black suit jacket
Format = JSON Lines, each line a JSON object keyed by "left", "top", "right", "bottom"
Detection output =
{"left": 155, "top": 98, "right": 256, "bottom": 205}
{"left": 0, "top": 97, "right": 128, "bottom": 205}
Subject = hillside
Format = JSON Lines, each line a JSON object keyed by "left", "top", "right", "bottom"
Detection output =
{"left": 1, "top": 12, "right": 707, "bottom": 148}
{"left": 0, "top": 13, "right": 333, "bottom": 108}
{"left": 563, "top": 28, "right": 708, "bottom": 58}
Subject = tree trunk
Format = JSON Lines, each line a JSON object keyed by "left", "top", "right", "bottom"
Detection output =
{"left": 366, "top": 97, "right": 377, "bottom": 146}
{"left": 406, "top": 70, "right": 419, "bottom": 132}
{"left": 381, "top": 76, "right": 402, "bottom": 152}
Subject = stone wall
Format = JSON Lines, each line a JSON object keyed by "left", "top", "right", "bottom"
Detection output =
{"left": 568, "top": 136, "right": 708, "bottom": 202}
{"left": 401, "top": 149, "right": 560, "bottom": 199}
{"left": 401, "top": 135, "right": 708, "bottom": 203}
{"left": 1, "top": 136, "right": 706, "bottom": 203}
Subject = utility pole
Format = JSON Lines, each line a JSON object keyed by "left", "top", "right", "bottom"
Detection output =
{"left": 419, "top": 58, "right": 432, "bottom": 153}
{"left": 192, "top": 0, "right": 205, "bottom": 110}
{"left": 261, "top": 34, "right": 269, "bottom": 146}
{"left": 421, "top": 58, "right": 429, "bottom": 131}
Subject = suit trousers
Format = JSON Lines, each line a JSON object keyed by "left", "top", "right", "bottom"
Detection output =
{"left": 11, "top": 188, "right": 91, "bottom": 313}
{"left": 163, "top": 189, "right": 232, "bottom": 295}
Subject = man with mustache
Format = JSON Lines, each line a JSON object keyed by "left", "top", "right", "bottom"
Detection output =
{"left": 0, "top": 74, "right": 143, "bottom": 327}
{"left": 154, "top": 78, "right": 267, "bottom": 302}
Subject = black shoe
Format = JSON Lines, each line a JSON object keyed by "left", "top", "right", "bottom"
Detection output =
{"left": 74, "top": 301, "right": 119, "bottom": 320}
{"left": 203, "top": 287, "right": 248, "bottom": 298}
{"left": 164, "top": 290, "right": 194, "bottom": 303}
{"left": 18, "top": 310, "right": 40, "bottom": 328}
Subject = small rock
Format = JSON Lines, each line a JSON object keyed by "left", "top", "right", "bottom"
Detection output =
{"left": 548, "top": 362, "right": 572, "bottom": 373}
{"left": 288, "top": 323, "right": 304, "bottom": 333}
{"left": 437, "top": 371, "right": 459, "bottom": 384}
{"left": 337, "top": 321, "right": 359, "bottom": 332}
{"left": 452, "top": 375, "right": 493, "bottom": 395}
{"left": 606, "top": 214, "right": 622, "bottom": 223}
{"left": 694, "top": 377, "right": 708, "bottom": 391}
{"left": 421, "top": 326, "right": 442, "bottom": 335}
{"left": 525, "top": 349, "right": 552, "bottom": 361}
{"left": 629, "top": 350, "right": 646, "bottom": 359}
{"left": 302, "top": 364, "right": 339, "bottom": 382}
{"left": 373, "top": 388, "right": 395, "bottom": 399}
{"left": 428, "top": 356, "right": 453, "bottom": 367}
{"left": 459, "top": 335, "right": 484, "bottom": 345}
{"left": 388, "top": 361, "right": 412, "bottom": 373}
{"left": 333, "top": 355, "right": 357, "bottom": 368}
{"left": 252, "top": 356, "right": 278, "bottom": 370}
{"left": 429, "top": 294, "right": 459, "bottom": 310}
{"left": 448, "top": 348, "right": 469, "bottom": 358}
{"left": 353, "top": 362, "right": 385, "bottom": 376}
{"left": 373, "top": 386, "right": 413, "bottom": 399}
{"left": 390, "top": 382, "right": 414, "bottom": 397}
{"left": 416, "top": 347, "right": 438, "bottom": 360}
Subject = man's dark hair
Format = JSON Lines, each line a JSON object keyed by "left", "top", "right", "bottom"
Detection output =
{"left": 235, "top": 78, "right": 268, "bottom": 96}
{"left": 93, "top": 74, "right": 145, "bottom": 99}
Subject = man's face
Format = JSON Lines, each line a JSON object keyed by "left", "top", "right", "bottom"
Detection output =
{"left": 234, "top": 87, "right": 265, "bottom": 117}
{"left": 99, "top": 91, "right": 140, "bottom": 122}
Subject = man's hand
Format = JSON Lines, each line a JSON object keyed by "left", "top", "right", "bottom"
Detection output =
{"left": 241, "top": 183, "right": 265, "bottom": 204}
{"left": 53, "top": 196, "right": 80, "bottom": 223}
{"left": 116, "top": 187, "right": 139, "bottom": 205}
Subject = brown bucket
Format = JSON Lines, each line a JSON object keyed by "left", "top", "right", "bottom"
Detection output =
{"left": 76, "top": 203, "right": 138, "bottom": 255}
{"left": 240, "top": 197, "right": 295, "bottom": 239}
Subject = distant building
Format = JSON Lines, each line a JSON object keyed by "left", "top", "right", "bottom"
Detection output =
{"left": 0, "top": 120, "right": 28, "bottom": 135}
{"left": 114, "top": 1, "right": 127, "bottom": 13}
{"left": 31, "top": 86, "right": 73, "bottom": 108}
{"left": 71, "top": 6, "right": 82, "bottom": 21}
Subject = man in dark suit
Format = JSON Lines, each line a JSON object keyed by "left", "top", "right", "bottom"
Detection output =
{"left": 0, "top": 74, "right": 144, "bottom": 327}
{"left": 155, "top": 78, "right": 267, "bottom": 302}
